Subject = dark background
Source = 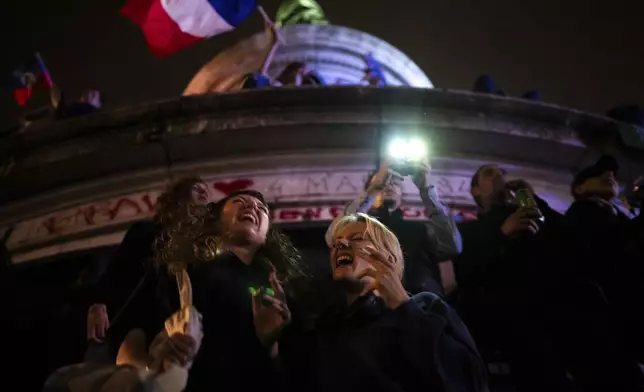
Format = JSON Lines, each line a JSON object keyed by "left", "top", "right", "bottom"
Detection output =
{"left": 1, "top": 0, "right": 643, "bottom": 124}
{"left": 0, "top": 2, "right": 641, "bottom": 388}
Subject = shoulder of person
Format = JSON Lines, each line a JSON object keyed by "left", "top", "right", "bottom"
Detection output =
{"left": 123, "top": 220, "right": 161, "bottom": 240}
{"left": 410, "top": 292, "right": 449, "bottom": 317}
{"left": 409, "top": 292, "right": 482, "bottom": 354}
{"left": 566, "top": 199, "right": 613, "bottom": 218}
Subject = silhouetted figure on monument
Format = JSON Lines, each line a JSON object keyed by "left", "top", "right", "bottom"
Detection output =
{"left": 242, "top": 73, "right": 273, "bottom": 89}
{"left": 521, "top": 90, "right": 542, "bottom": 101}
{"left": 362, "top": 53, "right": 387, "bottom": 87}
{"left": 473, "top": 75, "right": 506, "bottom": 96}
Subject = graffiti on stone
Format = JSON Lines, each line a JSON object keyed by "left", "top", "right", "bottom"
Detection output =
{"left": 1, "top": 170, "right": 499, "bottom": 252}
{"left": 6, "top": 191, "right": 161, "bottom": 249}
{"left": 266, "top": 179, "right": 284, "bottom": 197}
{"left": 304, "top": 176, "right": 329, "bottom": 195}
{"left": 335, "top": 175, "right": 359, "bottom": 194}
{"left": 213, "top": 179, "right": 255, "bottom": 195}
{"left": 270, "top": 205, "right": 478, "bottom": 224}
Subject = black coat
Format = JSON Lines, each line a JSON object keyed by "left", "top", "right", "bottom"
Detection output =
{"left": 279, "top": 292, "right": 489, "bottom": 392}
{"left": 565, "top": 199, "right": 644, "bottom": 285}
{"left": 92, "top": 221, "right": 176, "bottom": 352}
{"left": 454, "top": 197, "right": 571, "bottom": 306}
{"left": 186, "top": 253, "right": 278, "bottom": 392}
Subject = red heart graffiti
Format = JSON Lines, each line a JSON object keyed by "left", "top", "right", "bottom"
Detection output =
{"left": 213, "top": 179, "right": 255, "bottom": 195}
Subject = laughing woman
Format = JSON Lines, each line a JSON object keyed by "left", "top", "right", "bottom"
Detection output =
{"left": 282, "top": 213, "right": 488, "bottom": 392}
{"left": 174, "top": 190, "right": 306, "bottom": 392}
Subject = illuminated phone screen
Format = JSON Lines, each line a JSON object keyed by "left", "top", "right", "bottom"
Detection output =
{"left": 249, "top": 286, "right": 275, "bottom": 297}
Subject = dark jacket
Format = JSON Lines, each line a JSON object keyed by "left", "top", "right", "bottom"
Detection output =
{"left": 454, "top": 196, "right": 570, "bottom": 305}
{"left": 186, "top": 253, "right": 278, "bottom": 392}
{"left": 92, "top": 220, "right": 175, "bottom": 352}
{"left": 566, "top": 200, "right": 643, "bottom": 275}
{"left": 566, "top": 199, "right": 644, "bottom": 298}
{"left": 280, "top": 292, "right": 488, "bottom": 392}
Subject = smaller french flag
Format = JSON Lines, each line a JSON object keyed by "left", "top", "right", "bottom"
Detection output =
{"left": 122, "top": 0, "right": 258, "bottom": 57}
{"left": 10, "top": 53, "right": 54, "bottom": 107}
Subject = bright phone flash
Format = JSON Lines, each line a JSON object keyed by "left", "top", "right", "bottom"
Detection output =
{"left": 386, "top": 138, "right": 428, "bottom": 162}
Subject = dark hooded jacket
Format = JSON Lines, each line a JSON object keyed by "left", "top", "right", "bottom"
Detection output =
{"left": 279, "top": 292, "right": 488, "bottom": 392}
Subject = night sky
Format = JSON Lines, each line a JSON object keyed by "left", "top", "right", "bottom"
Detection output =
{"left": 1, "top": 0, "right": 642, "bottom": 126}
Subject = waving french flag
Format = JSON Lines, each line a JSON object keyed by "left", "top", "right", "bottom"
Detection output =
{"left": 122, "top": 0, "right": 257, "bottom": 57}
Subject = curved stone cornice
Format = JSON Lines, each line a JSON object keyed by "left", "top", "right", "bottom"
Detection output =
{"left": 1, "top": 87, "right": 641, "bottom": 221}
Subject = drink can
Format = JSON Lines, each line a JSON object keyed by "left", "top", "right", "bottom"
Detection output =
{"left": 514, "top": 189, "right": 544, "bottom": 221}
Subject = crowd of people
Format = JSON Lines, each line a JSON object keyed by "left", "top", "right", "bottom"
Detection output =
{"left": 241, "top": 52, "right": 387, "bottom": 90}
{"left": 34, "top": 154, "right": 643, "bottom": 392}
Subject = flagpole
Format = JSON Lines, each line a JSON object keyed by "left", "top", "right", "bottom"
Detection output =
{"left": 34, "top": 52, "right": 54, "bottom": 88}
{"left": 260, "top": 40, "right": 280, "bottom": 76}
{"left": 256, "top": 5, "right": 284, "bottom": 44}
{"left": 256, "top": 5, "right": 282, "bottom": 76}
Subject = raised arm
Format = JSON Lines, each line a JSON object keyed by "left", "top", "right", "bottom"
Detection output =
{"left": 420, "top": 185, "right": 463, "bottom": 261}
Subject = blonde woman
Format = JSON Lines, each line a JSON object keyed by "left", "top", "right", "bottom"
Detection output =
{"left": 327, "top": 160, "right": 462, "bottom": 297}
{"left": 282, "top": 213, "right": 488, "bottom": 392}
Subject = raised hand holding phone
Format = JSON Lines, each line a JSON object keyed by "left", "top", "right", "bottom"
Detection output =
{"left": 411, "top": 160, "right": 431, "bottom": 190}
{"left": 366, "top": 161, "right": 404, "bottom": 194}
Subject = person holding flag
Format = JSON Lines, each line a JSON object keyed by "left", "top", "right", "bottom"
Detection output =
{"left": 181, "top": 6, "right": 283, "bottom": 94}
{"left": 362, "top": 52, "right": 387, "bottom": 87}
{"left": 10, "top": 53, "right": 54, "bottom": 107}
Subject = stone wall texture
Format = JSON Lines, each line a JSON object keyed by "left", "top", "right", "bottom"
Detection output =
{"left": 1, "top": 87, "right": 642, "bottom": 262}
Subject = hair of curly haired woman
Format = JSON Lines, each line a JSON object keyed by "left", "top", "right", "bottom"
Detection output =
{"left": 256, "top": 227, "right": 307, "bottom": 283}
{"left": 196, "top": 218, "right": 308, "bottom": 295}
{"left": 153, "top": 176, "right": 210, "bottom": 274}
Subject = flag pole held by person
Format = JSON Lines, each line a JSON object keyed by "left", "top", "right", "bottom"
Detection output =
{"left": 256, "top": 5, "right": 283, "bottom": 77}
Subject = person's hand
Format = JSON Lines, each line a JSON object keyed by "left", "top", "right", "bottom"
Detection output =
{"left": 149, "top": 332, "right": 200, "bottom": 370}
{"left": 356, "top": 245, "right": 409, "bottom": 309}
{"left": 411, "top": 161, "right": 431, "bottom": 190}
{"left": 366, "top": 161, "right": 403, "bottom": 194}
{"left": 252, "top": 271, "right": 291, "bottom": 349}
{"left": 501, "top": 209, "right": 540, "bottom": 237}
{"left": 87, "top": 303, "right": 109, "bottom": 342}
{"left": 151, "top": 304, "right": 203, "bottom": 370}
{"left": 506, "top": 179, "right": 535, "bottom": 196}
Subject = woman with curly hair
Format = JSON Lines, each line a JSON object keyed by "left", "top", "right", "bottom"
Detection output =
{"left": 86, "top": 177, "right": 212, "bottom": 359}
{"left": 177, "top": 189, "right": 307, "bottom": 392}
